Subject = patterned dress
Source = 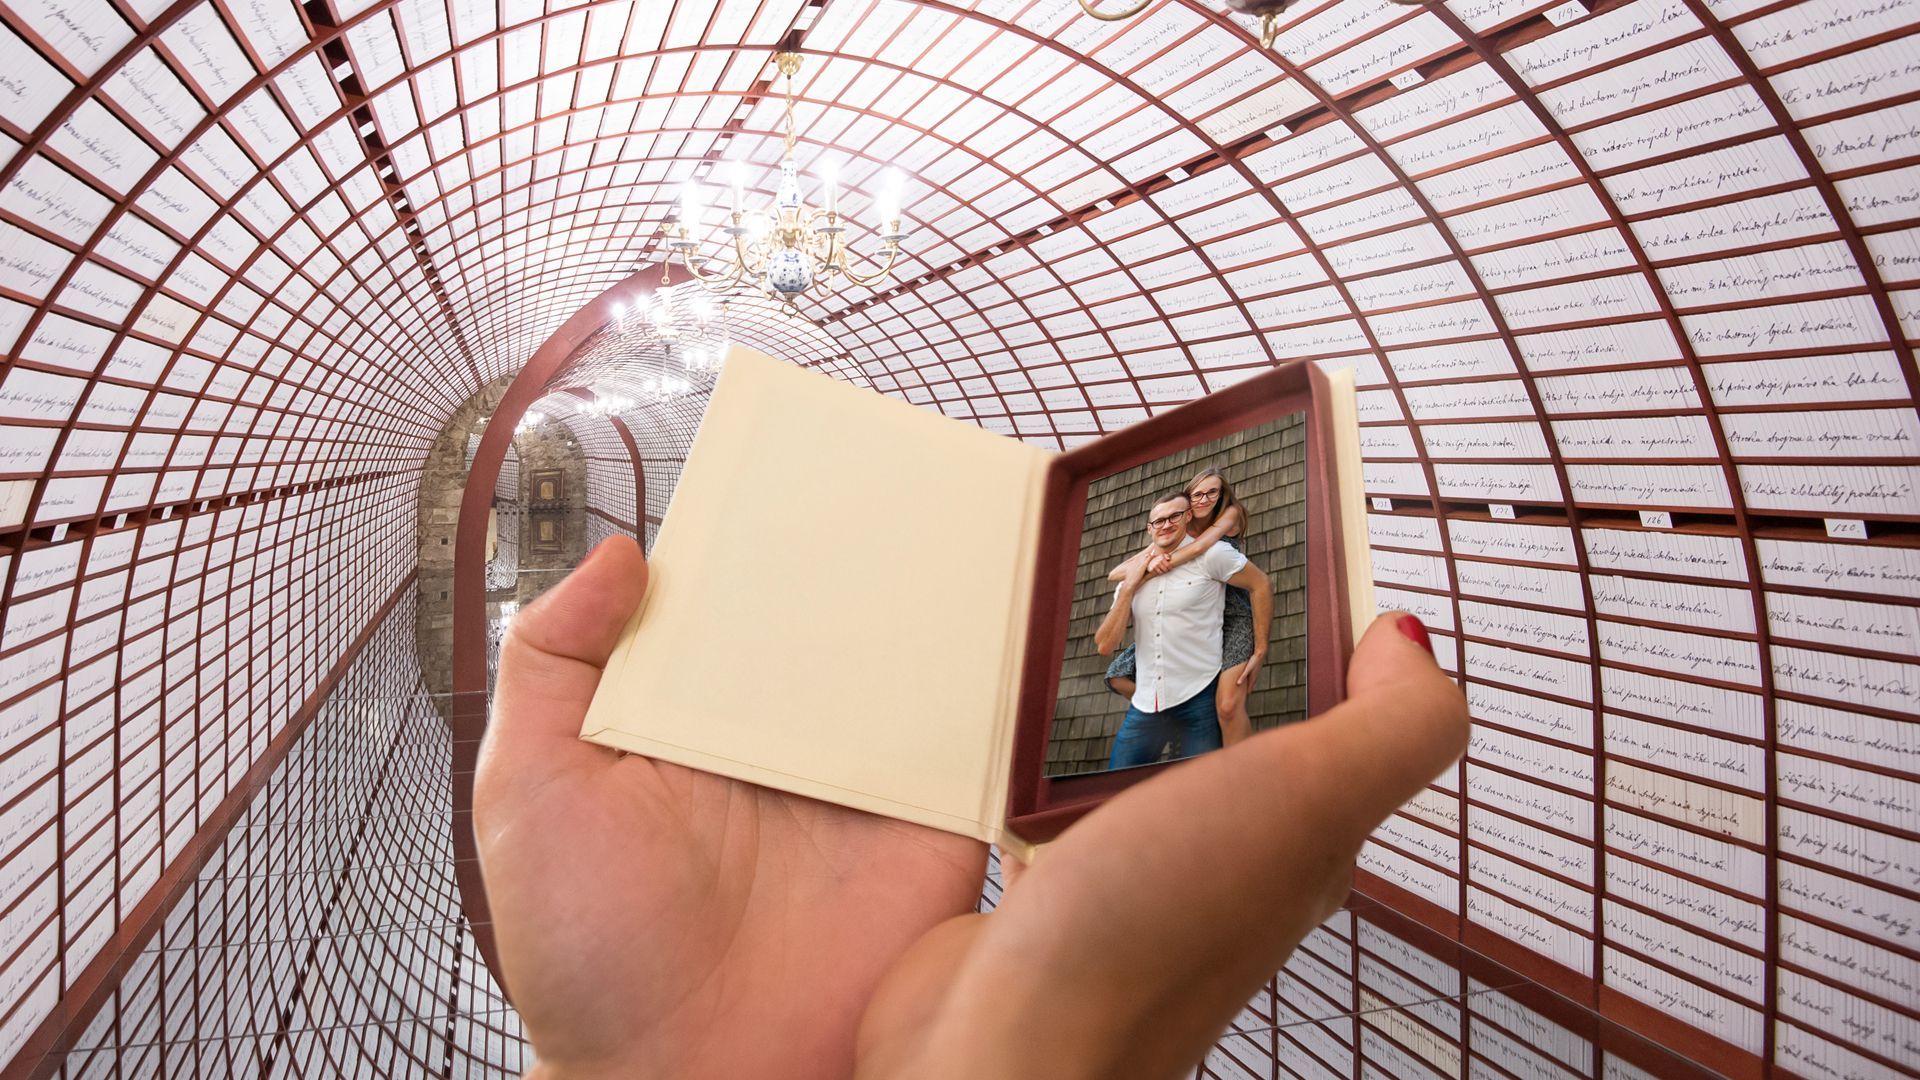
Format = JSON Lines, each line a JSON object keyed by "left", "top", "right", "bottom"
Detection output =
{"left": 1105, "top": 532, "right": 1255, "bottom": 689}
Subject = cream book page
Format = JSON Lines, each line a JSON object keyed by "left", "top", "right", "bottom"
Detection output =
{"left": 580, "top": 348, "right": 1053, "bottom": 842}
{"left": 1326, "top": 368, "right": 1375, "bottom": 646}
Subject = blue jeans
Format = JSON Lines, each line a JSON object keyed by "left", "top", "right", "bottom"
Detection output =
{"left": 1108, "top": 676, "right": 1222, "bottom": 770}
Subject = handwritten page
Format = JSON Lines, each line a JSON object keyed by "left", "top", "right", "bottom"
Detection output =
{"left": 1526, "top": 324, "right": 1683, "bottom": 379}
{"left": 1385, "top": 338, "right": 1516, "bottom": 381}
{"left": 1778, "top": 969, "right": 1919, "bottom": 1072}
{"left": 1757, "top": 538, "right": 1920, "bottom": 599}
{"left": 1456, "top": 562, "right": 1585, "bottom": 611}
{"left": 1554, "top": 415, "right": 1716, "bottom": 459}
{"left": 1768, "top": 590, "right": 1920, "bottom": 655}
{"left": 1606, "top": 806, "right": 1766, "bottom": 900}
{"left": 1605, "top": 899, "right": 1763, "bottom": 1005}
{"left": 1472, "top": 886, "right": 1594, "bottom": 976}
{"left": 1778, "top": 698, "right": 1920, "bottom": 778}
{"left": 1361, "top": 840, "right": 1460, "bottom": 912}
{"left": 1474, "top": 723, "right": 1593, "bottom": 793}
{"left": 1605, "top": 946, "right": 1762, "bottom": 1051}
{"left": 1776, "top": 1018, "right": 1914, "bottom": 1080}
{"left": 1420, "top": 142, "right": 1578, "bottom": 214}
{"left": 1541, "top": 39, "right": 1740, "bottom": 129}
{"left": 1570, "top": 465, "right": 1732, "bottom": 509}
{"left": 1684, "top": 294, "right": 1886, "bottom": 356}
{"left": 1481, "top": 989, "right": 1594, "bottom": 1071}
{"left": 1777, "top": 755, "right": 1918, "bottom": 839}
{"left": 1363, "top": 930, "right": 1461, "bottom": 1003}
{"left": 1462, "top": 600, "right": 1587, "bottom": 655}
{"left": 1591, "top": 574, "right": 1754, "bottom": 633}
{"left": 1609, "top": 713, "right": 1760, "bottom": 792}
{"left": 1467, "top": 640, "right": 1592, "bottom": 701}
{"left": 1772, "top": 643, "right": 1919, "bottom": 715}
{"left": 1378, "top": 586, "right": 1454, "bottom": 634}
{"left": 1629, "top": 132, "right": 1800, "bottom": 215}
{"left": 1780, "top": 915, "right": 1920, "bottom": 1029}
{"left": 1583, "top": 527, "right": 1747, "bottom": 582}
{"left": 1369, "top": 512, "right": 1443, "bottom": 551}
{"left": 1476, "top": 230, "right": 1636, "bottom": 292}
{"left": 1450, "top": 519, "right": 1577, "bottom": 564}
{"left": 1471, "top": 762, "right": 1593, "bottom": 841}
{"left": 1780, "top": 855, "right": 1916, "bottom": 951}
{"left": 1448, "top": 186, "right": 1608, "bottom": 251}
{"left": 1741, "top": 463, "right": 1920, "bottom": 516}
{"left": 1434, "top": 463, "right": 1563, "bottom": 503}
{"left": 1360, "top": 1024, "right": 1452, "bottom": 1080}
{"left": 1472, "top": 845, "right": 1593, "bottom": 929}
{"left": 1605, "top": 760, "right": 1763, "bottom": 844}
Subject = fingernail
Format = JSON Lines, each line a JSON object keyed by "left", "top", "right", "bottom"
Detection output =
{"left": 1397, "top": 615, "right": 1433, "bottom": 657}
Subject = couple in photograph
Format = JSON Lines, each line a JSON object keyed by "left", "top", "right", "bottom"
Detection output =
{"left": 1094, "top": 468, "right": 1273, "bottom": 769}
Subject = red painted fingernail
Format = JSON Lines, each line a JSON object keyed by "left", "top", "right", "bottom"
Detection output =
{"left": 1397, "top": 615, "right": 1433, "bottom": 656}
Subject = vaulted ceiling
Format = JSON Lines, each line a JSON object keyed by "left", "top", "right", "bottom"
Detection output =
{"left": 2, "top": 0, "right": 1918, "bottom": 1075}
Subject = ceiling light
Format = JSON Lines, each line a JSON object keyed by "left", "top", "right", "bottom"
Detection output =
{"left": 662, "top": 52, "right": 910, "bottom": 305}
{"left": 1076, "top": 0, "right": 1422, "bottom": 48}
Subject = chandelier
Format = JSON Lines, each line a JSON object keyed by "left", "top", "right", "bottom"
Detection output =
{"left": 1077, "top": 0, "right": 1420, "bottom": 48}
{"left": 588, "top": 289, "right": 731, "bottom": 408}
{"left": 662, "top": 52, "right": 908, "bottom": 303}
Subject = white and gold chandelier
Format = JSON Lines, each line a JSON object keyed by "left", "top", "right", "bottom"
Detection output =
{"left": 1077, "top": 0, "right": 1420, "bottom": 48}
{"left": 663, "top": 52, "right": 908, "bottom": 303}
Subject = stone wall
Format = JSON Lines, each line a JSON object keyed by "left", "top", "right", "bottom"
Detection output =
{"left": 1046, "top": 412, "right": 1308, "bottom": 775}
{"left": 414, "top": 377, "right": 514, "bottom": 706}
{"left": 510, "top": 425, "right": 589, "bottom": 607}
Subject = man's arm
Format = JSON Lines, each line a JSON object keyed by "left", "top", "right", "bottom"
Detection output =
{"left": 1226, "top": 560, "right": 1271, "bottom": 685}
{"left": 1095, "top": 574, "right": 1143, "bottom": 656}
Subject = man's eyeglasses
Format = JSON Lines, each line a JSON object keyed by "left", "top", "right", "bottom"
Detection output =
{"left": 1147, "top": 511, "right": 1188, "bottom": 529}
{"left": 1189, "top": 488, "right": 1222, "bottom": 503}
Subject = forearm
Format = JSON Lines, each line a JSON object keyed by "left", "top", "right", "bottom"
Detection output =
{"left": 1249, "top": 571, "right": 1272, "bottom": 649}
{"left": 1094, "top": 587, "right": 1135, "bottom": 655}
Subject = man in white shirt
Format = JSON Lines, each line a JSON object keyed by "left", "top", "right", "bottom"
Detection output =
{"left": 1094, "top": 488, "right": 1273, "bottom": 769}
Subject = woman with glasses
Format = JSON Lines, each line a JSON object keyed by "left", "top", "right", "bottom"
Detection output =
{"left": 1103, "top": 467, "right": 1263, "bottom": 746}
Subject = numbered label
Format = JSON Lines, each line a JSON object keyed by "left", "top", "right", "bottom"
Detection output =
{"left": 1639, "top": 510, "right": 1673, "bottom": 529}
{"left": 1825, "top": 518, "right": 1868, "bottom": 539}
{"left": 1389, "top": 69, "right": 1424, "bottom": 90}
{"left": 1490, "top": 504, "right": 1516, "bottom": 520}
{"left": 1372, "top": 497, "right": 1393, "bottom": 512}
{"left": 1545, "top": 0, "right": 1588, "bottom": 25}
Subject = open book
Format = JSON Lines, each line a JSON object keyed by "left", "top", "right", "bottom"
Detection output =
{"left": 580, "top": 347, "right": 1371, "bottom": 850}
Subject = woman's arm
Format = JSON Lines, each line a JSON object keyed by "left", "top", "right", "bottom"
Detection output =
{"left": 1153, "top": 504, "right": 1244, "bottom": 573}
{"left": 1106, "top": 547, "right": 1154, "bottom": 582}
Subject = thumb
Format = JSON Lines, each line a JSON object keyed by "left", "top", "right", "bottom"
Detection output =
{"left": 481, "top": 536, "right": 649, "bottom": 788}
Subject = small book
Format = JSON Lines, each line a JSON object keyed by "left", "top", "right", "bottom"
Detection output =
{"left": 580, "top": 347, "right": 1372, "bottom": 852}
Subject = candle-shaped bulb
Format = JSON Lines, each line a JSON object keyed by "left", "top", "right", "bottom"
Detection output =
{"left": 882, "top": 168, "right": 904, "bottom": 228}
{"left": 819, "top": 159, "right": 837, "bottom": 215}
{"left": 681, "top": 180, "right": 700, "bottom": 222}
{"left": 728, "top": 161, "right": 744, "bottom": 215}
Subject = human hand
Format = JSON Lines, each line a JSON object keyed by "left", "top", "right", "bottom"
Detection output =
{"left": 478, "top": 537, "right": 1467, "bottom": 1080}
{"left": 474, "top": 537, "right": 987, "bottom": 1080}
{"left": 1237, "top": 645, "right": 1266, "bottom": 686}
{"left": 1145, "top": 550, "right": 1173, "bottom": 575}
{"left": 857, "top": 611, "right": 1465, "bottom": 1078}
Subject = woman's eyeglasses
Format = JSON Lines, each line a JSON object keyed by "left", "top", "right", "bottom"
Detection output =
{"left": 1147, "top": 511, "right": 1188, "bottom": 529}
{"left": 1189, "top": 488, "right": 1222, "bottom": 503}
